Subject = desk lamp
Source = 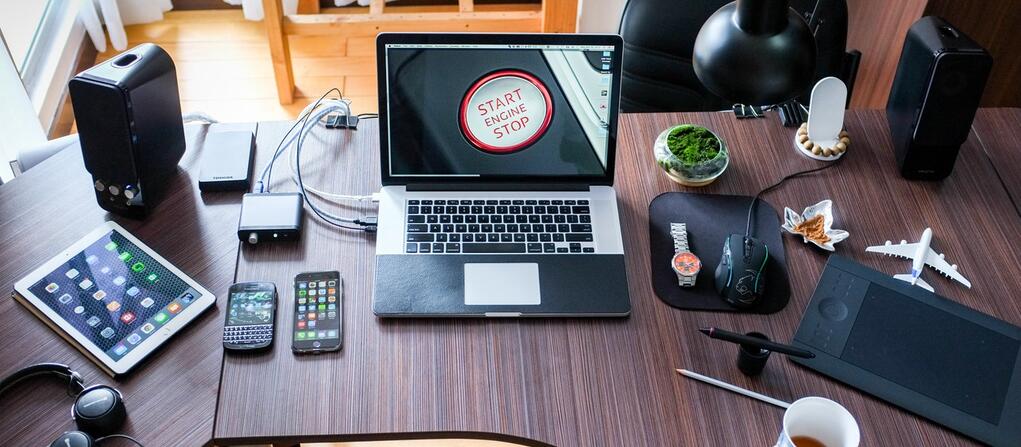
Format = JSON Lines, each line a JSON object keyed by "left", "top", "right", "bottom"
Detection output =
{"left": 693, "top": 0, "right": 817, "bottom": 106}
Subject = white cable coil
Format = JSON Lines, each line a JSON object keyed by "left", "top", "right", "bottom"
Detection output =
{"left": 252, "top": 89, "right": 379, "bottom": 231}
{"left": 287, "top": 98, "right": 374, "bottom": 203}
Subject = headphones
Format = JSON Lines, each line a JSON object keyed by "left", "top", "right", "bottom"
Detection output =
{"left": 0, "top": 363, "right": 139, "bottom": 447}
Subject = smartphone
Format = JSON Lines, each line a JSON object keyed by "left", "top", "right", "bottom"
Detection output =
{"left": 223, "top": 282, "right": 277, "bottom": 351}
{"left": 292, "top": 271, "right": 342, "bottom": 353}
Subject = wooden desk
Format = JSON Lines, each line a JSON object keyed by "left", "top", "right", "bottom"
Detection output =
{"left": 213, "top": 110, "right": 1021, "bottom": 446}
{"left": 2, "top": 111, "right": 1018, "bottom": 446}
{"left": 0, "top": 123, "right": 253, "bottom": 446}
{"left": 974, "top": 108, "right": 1021, "bottom": 216}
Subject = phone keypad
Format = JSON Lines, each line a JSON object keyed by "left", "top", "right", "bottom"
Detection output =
{"left": 224, "top": 324, "right": 273, "bottom": 345}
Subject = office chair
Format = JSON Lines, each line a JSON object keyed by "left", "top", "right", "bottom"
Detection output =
{"left": 11, "top": 113, "right": 217, "bottom": 176}
{"left": 15, "top": 133, "right": 80, "bottom": 174}
{"left": 618, "top": 0, "right": 861, "bottom": 113}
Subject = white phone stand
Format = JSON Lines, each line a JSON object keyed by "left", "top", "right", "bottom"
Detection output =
{"left": 794, "top": 77, "right": 848, "bottom": 161}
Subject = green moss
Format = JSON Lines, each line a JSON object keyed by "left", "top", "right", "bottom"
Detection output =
{"left": 666, "top": 125, "right": 720, "bottom": 167}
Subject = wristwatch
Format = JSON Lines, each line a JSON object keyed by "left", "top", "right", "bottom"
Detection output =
{"left": 670, "top": 223, "right": 701, "bottom": 287}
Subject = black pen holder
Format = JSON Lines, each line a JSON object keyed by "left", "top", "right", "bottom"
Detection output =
{"left": 737, "top": 332, "right": 772, "bottom": 376}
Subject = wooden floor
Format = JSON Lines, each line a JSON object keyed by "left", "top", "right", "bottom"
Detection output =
{"left": 95, "top": 9, "right": 379, "bottom": 123}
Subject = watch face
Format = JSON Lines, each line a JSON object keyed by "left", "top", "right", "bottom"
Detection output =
{"left": 672, "top": 252, "right": 701, "bottom": 276}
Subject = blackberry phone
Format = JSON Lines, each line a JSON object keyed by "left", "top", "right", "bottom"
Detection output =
{"left": 223, "top": 282, "right": 277, "bottom": 351}
{"left": 292, "top": 271, "right": 342, "bottom": 353}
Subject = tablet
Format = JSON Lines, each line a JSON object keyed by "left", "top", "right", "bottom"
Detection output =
{"left": 793, "top": 255, "right": 1021, "bottom": 446}
{"left": 13, "top": 221, "right": 215, "bottom": 376}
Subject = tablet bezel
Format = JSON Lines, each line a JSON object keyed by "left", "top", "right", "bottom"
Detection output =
{"left": 13, "top": 221, "right": 216, "bottom": 376}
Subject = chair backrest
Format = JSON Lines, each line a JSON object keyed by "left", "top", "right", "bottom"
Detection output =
{"left": 16, "top": 133, "right": 80, "bottom": 174}
{"left": 619, "top": 0, "right": 849, "bottom": 112}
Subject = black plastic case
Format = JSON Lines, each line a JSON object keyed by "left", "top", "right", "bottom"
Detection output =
{"left": 886, "top": 16, "right": 992, "bottom": 180}
{"left": 69, "top": 43, "right": 185, "bottom": 218}
{"left": 198, "top": 131, "right": 255, "bottom": 192}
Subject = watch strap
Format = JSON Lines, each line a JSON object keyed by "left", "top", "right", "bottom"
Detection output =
{"left": 670, "top": 223, "right": 696, "bottom": 287}
{"left": 670, "top": 223, "right": 689, "bottom": 252}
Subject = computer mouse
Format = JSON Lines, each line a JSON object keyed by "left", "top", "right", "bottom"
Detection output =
{"left": 714, "top": 234, "right": 769, "bottom": 308}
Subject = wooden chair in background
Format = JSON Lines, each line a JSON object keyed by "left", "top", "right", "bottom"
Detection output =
{"left": 262, "top": 0, "right": 578, "bottom": 104}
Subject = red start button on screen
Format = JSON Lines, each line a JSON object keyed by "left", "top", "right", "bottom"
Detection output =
{"left": 459, "top": 70, "right": 553, "bottom": 154}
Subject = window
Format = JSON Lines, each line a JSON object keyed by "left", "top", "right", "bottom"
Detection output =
{"left": 1, "top": 0, "right": 52, "bottom": 73}
{"left": 0, "top": 0, "right": 77, "bottom": 181}
{"left": 0, "top": 31, "right": 46, "bottom": 182}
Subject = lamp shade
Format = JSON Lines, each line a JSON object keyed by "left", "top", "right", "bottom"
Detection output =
{"left": 693, "top": 0, "right": 816, "bottom": 106}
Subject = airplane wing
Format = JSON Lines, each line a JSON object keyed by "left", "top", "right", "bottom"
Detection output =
{"left": 923, "top": 248, "right": 972, "bottom": 288}
{"left": 865, "top": 242, "right": 919, "bottom": 259}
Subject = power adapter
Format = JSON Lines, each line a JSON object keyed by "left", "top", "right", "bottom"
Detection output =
{"left": 237, "top": 193, "right": 304, "bottom": 244}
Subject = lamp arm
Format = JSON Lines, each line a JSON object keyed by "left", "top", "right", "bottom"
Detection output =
{"left": 805, "top": 0, "right": 823, "bottom": 35}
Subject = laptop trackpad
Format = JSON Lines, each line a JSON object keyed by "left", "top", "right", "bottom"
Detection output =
{"left": 464, "top": 263, "right": 541, "bottom": 305}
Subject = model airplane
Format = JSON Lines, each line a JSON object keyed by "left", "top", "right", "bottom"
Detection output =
{"left": 865, "top": 227, "right": 971, "bottom": 292}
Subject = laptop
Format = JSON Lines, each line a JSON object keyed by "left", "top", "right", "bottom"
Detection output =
{"left": 372, "top": 33, "right": 630, "bottom": 317}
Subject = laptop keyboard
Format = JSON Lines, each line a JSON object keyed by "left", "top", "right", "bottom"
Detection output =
{"left": 404, "top": 199, "right": 595, "bottom": 254}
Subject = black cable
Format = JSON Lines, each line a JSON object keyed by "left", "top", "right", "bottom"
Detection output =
{"left": 0, "top": 367, "right": 83, "bottom": 398}
{"left": 296, "top": 145, "right": 375, "bottom": 231}
{"left": 294, "top": 92, "right": 360, "bottom": 229}
{"left": 95, "top": 434, "right": 145, "bottom": 446}
{"left": 266, "top": 88, "right": 341, "bottom": 190}
{"left": 293, "top": 99, "right": 377, "bottom": 232}
{"left": 263, "top": 112, "right": 312, "bottom": 192}
{"left": 263, "top": 88, "right": 343, "bottom": 191}
{"left": 744, "top": 0, "right": 836, "bottom": 235}
{"left": 744, "top": 153, "right": 846, "bottom": 237}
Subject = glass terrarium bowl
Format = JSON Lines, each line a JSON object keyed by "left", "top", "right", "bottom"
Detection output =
{"left": 653, "top": 125, "right": 729, "bottom": 187}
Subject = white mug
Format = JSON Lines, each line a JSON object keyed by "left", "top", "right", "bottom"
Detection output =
{"left": 775, "top": 397, "right": 860, "bottom": 447}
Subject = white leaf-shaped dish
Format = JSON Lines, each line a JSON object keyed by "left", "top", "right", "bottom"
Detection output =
{"left": 781, "top": 199, "right": 849, "bottom": 251}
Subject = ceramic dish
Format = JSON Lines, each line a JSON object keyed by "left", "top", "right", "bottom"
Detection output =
{"left": 782, "top": 200, "right": 849, "bottom": 251}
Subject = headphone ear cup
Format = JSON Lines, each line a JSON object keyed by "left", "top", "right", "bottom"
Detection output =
{"left": 50, "top": 431, "right": 95, "bottom": 447}
{"left": 73, "top": 385, "right": 126, "bottom": 437}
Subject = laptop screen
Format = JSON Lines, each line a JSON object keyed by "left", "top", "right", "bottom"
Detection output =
{"left": 379, "top": 35, "right": 621, "bottom": 184}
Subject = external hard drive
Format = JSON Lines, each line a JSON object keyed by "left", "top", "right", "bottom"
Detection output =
{"left": 198, "top": 130, "right": 254, "bottom": 192}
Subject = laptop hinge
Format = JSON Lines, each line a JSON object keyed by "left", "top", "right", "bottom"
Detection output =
{"left": 405, "top": 183, "right": 590, "bottom": 192}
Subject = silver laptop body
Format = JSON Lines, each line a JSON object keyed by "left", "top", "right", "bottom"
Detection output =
{"left": 372, "top": 33, "right": 630, "bottom": 317}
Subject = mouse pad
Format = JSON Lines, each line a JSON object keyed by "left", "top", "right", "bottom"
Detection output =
{"left": 649, "top": 192, "right": 791, "bottom": 313}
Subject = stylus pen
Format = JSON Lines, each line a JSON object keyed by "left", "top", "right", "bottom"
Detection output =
{"left": 676, "top": 368, "right": 791, "bottom": 409}
{"left": 699, "top": 327, "right": 816, "bottom": 359}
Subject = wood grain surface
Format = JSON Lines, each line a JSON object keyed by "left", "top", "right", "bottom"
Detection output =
{"left": 922, "top": 1, "right": 1021, "bottom": 108}
{"left": 0, "top": 123, "right": 252, "bottom": 446}
{"left": 845, "top": 0, "right": 927, "bottom": 108}
{"left": 214, "top": 111, "right": 1021, "bottom": 446}
{"left": 974, "top": 108, "right": 1021, "bottom": 217}
{"left": 846, "top": 0, "right": 1021, "bottom": 109}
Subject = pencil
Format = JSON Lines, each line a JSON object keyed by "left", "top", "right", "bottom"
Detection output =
{"left": 676, "top": 368, "right": 791, "bottom": 409}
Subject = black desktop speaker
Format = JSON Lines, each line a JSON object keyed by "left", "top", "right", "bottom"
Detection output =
{"left": 886, "top": 17, "right": 992, "bottom": 181}
{"left": 69, "top": 43, "right": 185, "bottom": 218}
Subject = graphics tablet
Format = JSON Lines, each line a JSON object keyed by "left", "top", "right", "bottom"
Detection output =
{"left": 13, "top": 221, "right": 215, "bottom": 376}
{"left": 792, "top": 255, "right": 1021, "bottom": 446}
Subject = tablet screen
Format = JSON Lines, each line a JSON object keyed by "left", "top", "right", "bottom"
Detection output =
{"left": 26, "top": 229, "right": 203, "bottom": 361}
{"left": 842, "top": 284, "right": 1020, "bottom": 424}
